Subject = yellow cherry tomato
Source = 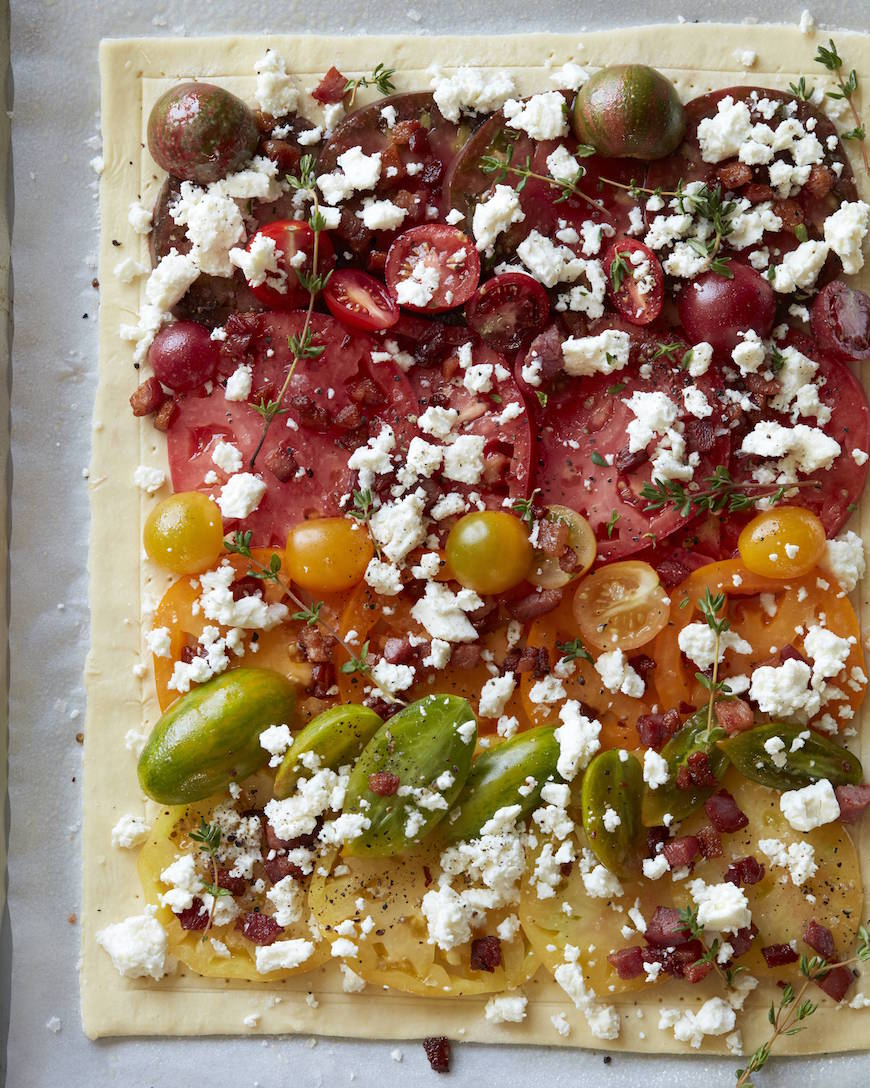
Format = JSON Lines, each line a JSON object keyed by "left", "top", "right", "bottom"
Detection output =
{"left": 143, "top": 491, "right": 224, "bottom": 574}
{"left": 572, "top": 560, "right": 670, "bottom": 652}
{"left": 286, "top": 517, "right": 374, "bottom": 593}
{"left": 528, "top": 505, "right": 597, "bottom": 590}
{"left": 445, "top": 511, "right": 533, "bottom": 595}
{"left": 737, "top": 506, "right": 826, "bottom": 579}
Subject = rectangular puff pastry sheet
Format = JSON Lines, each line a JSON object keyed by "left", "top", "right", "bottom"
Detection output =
{"left": 84, "top": 24, "right": 870, "bottom": 1050}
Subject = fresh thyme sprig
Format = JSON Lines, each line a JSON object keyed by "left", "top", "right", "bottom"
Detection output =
{"left": 640, "top": 466, "right": 819, "bottom": 518}
{"left": 189, "top": 818, "right": 229, "bottom": 940}
{"left": 557, "top": 638, "right": 594, "bottom": 664}
{"left": 697, "top": 587, "right": 731, "bottom": 740}
{"left": 479, "top": 142, "right": 609, "bottom": 215}
{"left": 677, "top": 907, "right": 745, "bottom": 990}
{"left": 512, "top": 488, "right": 541, "bottom": 526}
{"left": 345, "top": 62, "right": 396, "bottom": 107}
{"left": 609, "top": 253, "right": 629, "bottom": 292}
{"left": 816, "top": 38, "right": 869, "bottom": 173}
{"left": 224, "top": 531, "right": 398, "bottom": 704}
{"left": 736, "top": 926, "right": 870, "bottom": 1087}
{"left": 348, "top": 489, "right": 381, "bottom": 556}
{"left": 249, "top": 156, "right": 327, "bottom": 469}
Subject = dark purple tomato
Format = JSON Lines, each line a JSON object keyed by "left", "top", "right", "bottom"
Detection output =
{"left": 464, "top": 272, "right": 550, "bottom": 351}
{"left": 677, "top": 263, "right": 776, "bottom": 355}
{"left": 811, "top": 279, "right": 870, "bottom": 362}
{"left": 149, "top": 321, "right": 219, "bottom": 392}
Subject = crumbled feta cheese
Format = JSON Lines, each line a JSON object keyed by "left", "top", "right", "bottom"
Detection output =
{"left": 430, "top": 67, "right": 516, "bottom": 123}
{"left": 594, "top": 649, "right": 645, "bottom": 698}
{"left": 96, "top": 911, "right": 170, "bottom": 980}
{"left": 255, "top": 939, "right": 315, "bottom": 973}
{"left": 555, "top": 701, "right": 602, "bottom": 780}
{"left": 643, "top": 749, "right": 670, "bottom": 790}
{"left": 254, "top": 50, "right": 298, "bottom": 117}
{"left": 823, "top": 200, "right": 870, "bottom": 275}
{"left": 689, "top": 879, "right": 751, "bottom": 934}
{"left": 780, "top": 779, "right": 840, "bottom": 831}
{"left": 484, "top": 993, "right": 528, "bottom": 1024}
{"left": 677, "top": 623, "right": 752, "bottom": 670}
{"left": 211, "top": 441, "right": 243, "bottom": 475}
{"left": 562, "top": 329, "right": 631, "bottom": 376}
{"left": 133, "top": 465, "right": 166, "bottom": 494}
{"left": 317, "top": 146, "right": 382, "bottom": 206}
{"left": 472, "top": 184, "right": 525, "bottom": 254}
{"left": 822, "top": 530, "right": 866, "bottom": 592}
{"left": 369, "top": 492, "right": 426, "bottom": 562}
{"left": 364, "top": 557, "right": 403, "bottom": 597}
{"left": 225, "top": 364, "right": 253, "bottom": 401}
{"left": 758, "top": 837, "right": 818, "bottom": 885}
{"left": 411, "top": 582, "right": 483, "bottom": 643}
{"left": 479, "top": 672, "right": 517, "bottom": 718}
{"left": 697, "top": 96, "right": 752, "bottom": 162}
{"left": 111, "top": 814, "right": 151, "bottom": 849}
{"left": 216, "top": 473, "right": 267, "bottom": 519}
{"left": 503, "top": 92, "right": 569, "bottom": 140}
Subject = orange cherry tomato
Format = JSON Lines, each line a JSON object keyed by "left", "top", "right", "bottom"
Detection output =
{"left": 572, "top": 560, "right": 670, "bottom": 652}
{"left": 738, "top": 506, "right": 827, "bottom": 579}
{"left": 285, "top": 517, "right": 374, "bottom": 593}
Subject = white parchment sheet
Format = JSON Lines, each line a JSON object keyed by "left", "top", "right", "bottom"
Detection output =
{"left": 7, "top": 0, "right": 870, "bottom": 1085}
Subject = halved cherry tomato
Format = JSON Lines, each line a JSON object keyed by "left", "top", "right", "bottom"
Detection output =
{"left": 528, "top": 505, "right": 597, "bottom": 590}
{"left": 464, "top": 272, "right": 550, "bottom": 351}
{"left": 385, "top": 224, "right": 480, "bottom": 313}
{"left": 572, "top": 560, "right": 670, "bottom": 652}
{"left": 286, "top": 517, "right": 375, "bottom": 593}
{"left": 323, "top": 268, "right": 399, "bottom": 332}
{"left": 445, "top": 511, "right": 532, "bottom": 594}
{"left": 811, "top": 280, "right": 870, "bottom": 362}
{"left": 653, "top": 558, "right": 866, "bottom": 725}
{"left": 737, "top": 506, "right": 826, "bottom": 579}
{"left": 603, "top": 239, "right": 664, "bottom": 326}
{"left": 242, "top": 220, "right": 336, "bottom": 310}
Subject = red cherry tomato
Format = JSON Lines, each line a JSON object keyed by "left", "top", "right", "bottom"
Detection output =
{"left": 677, "top": 262, "right": 776, "bottom": 355}
{"left": 811, "top": 280, "right": 870, "bottom": 362}
{"left": 323, "top": 269, "right": 400, "bottom": 332}
{"left": 464, "top": 272, "right": 550, "bottom": 351}
{"left": 149, "top": 320, "right": 219, "bottom": 392}
{"left": 603, "top": 239, "right": 664, "bottom": 326}
{"left": 385, "top": 224, "right": 480, "bottom": 313}
{"left": 243, "top": 220, "right": 336, "bottom": 310}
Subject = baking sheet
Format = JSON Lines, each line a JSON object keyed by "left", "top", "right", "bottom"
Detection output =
{"left": 8, "top": 0, "right": 870, "bottom": 1084}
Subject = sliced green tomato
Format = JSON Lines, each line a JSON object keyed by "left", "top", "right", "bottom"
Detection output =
{"left": 520, "top": 772, "right": 863, "bottom": 992}
{"left": 308, "top": 844, "right": 538, "bottom": 997}
{"left": 528, "top": 505, "right": 597, "bottom": 590}
{"left": 720, "top": 722, "right": 863, "bottom": 791}
{"left": 342, "top": 695, "right": 477, "bottom": 857}
{"left": 443, "top": 726, "right": 560, "bottom": 845}
{"left": 581, "top": 750, "right": 643, "bottom": 877}
{"left": 641, "top": 710, "right": 728, "bottom": 827}
{"left": 273, "top": 704, "right": 383, "bottom": 800}
{"left": 138, "top": 772, "right": 330, "bottom": 981}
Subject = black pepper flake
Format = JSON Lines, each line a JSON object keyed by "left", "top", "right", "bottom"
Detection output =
{"left": 111, "top": 239, "right": 121, "bottom": 247}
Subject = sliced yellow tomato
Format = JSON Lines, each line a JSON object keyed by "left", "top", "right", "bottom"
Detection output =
{"left": 572, "top": 560, "right": 670, "bottom": 652}
{"left": 653, "top": 558, "right": 866, "bottom": 726}
{"left": 149, "top": 550, "right": 340, "bottom": 718}
{"left": 138, "top": 776, "right": 330, "bottom": 981}
{"left": 308, "top": 845, "right": 537, "bottom": 997}
{"left": 519, "top": 597, "right": 652, "bottom": 746}
{"left": 738, "top": 507, "right": 826, "bottom": 579}
{"left": 528, "top": 505, "right": 597, "bottom": 590}
{"left": 519, "top": 773, "right": 862, "bottom": 995}
{"left": 335, "top": 583, "right": 528, "bottom": 730}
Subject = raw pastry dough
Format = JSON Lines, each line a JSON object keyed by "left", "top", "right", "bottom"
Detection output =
{"left": 84, "top": 25, "right": 870, "bottom": 1051}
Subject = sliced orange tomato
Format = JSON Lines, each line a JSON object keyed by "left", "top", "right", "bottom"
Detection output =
{"left": 519, "top": 596, "right": 653, "bottom": 749}
{"left": 335, "top": 582, "right": 528, "bottom": 730}
{"left": 149, "top": 550, "right": 342, "bottom": 719}
{"left": 653, "top": 557, "right": 866, "bottom": 727}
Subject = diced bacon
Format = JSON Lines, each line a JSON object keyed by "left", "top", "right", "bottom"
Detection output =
{"left": 522, "top": 324, "right": 564, "bottom": 387}
{"left": 744, "top": 182, "right": 775, "bottom": 204}
{"left": 614, "top": 444, "right": 647, "bottom": 474}
{"left": 804, "top": 163, "right": 835, "bottom": 199}
{"left": 646, "top": 826, "right": 670, "bottom": 858}
{"left": 684, "top": 418, "right": 716, "bottom": 454}
{"left": 803, "top": 919, "right": 836, "bottom": 960}
{"left": 423, "top": 1037, "right": 451, "bottom": 1074}
{"left": 652, "top": 547, "right": 712, "bottom": 589}
{"left": 383, "top": 637, "right": 415, "bottom": 665}
{"left": 729, "top": 924, "right": 758, "bottom": 959}
{"left": 236, "top": 912, "right": 284, "bottom": 945}
{"left": 714, "top": 698, "right": 755, "bottom": 735}
{"left": 259, "top": 138, "right": 302, "bottom": 175}
{"left": 607, "top": 945, "right": 645, "bottom": 979}
{"left": 308, "top": 662, "right": 336, "bottom": 699}
{"left": 662, "top": 835, "right": 701, "bottom": 870}
{"left": 704, "top": 789, "right": 749, "bottom": 833}
{"left": 290, "top": 393, "right": 330, "bottom": 431}
{"left": 470, "top": 936, "right": 502, "bottom": 972}
{"left": 628, "top": 654, "right": 656, "bottom": 682}
{"left": 368, "top": 771, "right": 400, "bottom": 796}
{"left": 422, "top": 865, "right": 433, "bottom": 887}
{"left": 348, "top": 377, "right": 384, "bottom": 407}
{"left": 506, "top": 588, "right": 563, "bottom": 623}
{"left": 231, "top": 576, "right": 263, "bottom": 601}
{"left": 762, "top": 943, "right": 799, "bottom": 968}
{"left": 130, "top": 376, "right": 166, "bottom": 417}
{"left": 636, "top": 709, "right": 680, "bottom": 750}
{"left": 682, "top": 954, "right": 714, "bottom": 985}
{"left": 836, "top": 783, "right": 870, "bottom": 823}
{"left": 724, "top": 856, "right": 765, "bottom": 886}
{"left": 717, "top": 161, "right": 753, "bottom": 189}
{"left": 696, "top": 824, "right": 723, "bottom": 859}
{"left": 644, "top": 906, "right": 692, "bottom": 948}
{"left": 298, "top": 625, "right": 337, "bottom": 664}
{"left": 778, "top": 644, "right": 809, "bottom": 665}
{"left": 152, "top": 397, "right": 179, "bottom": 432}
{"left": 676, "top": 750, "right": 718, "bottom": 790}
{"left": 773, "top": 198, "right": 804, "bottom": 229}
{"left": 816, "top": 964, "right": 853, "bottom": 1002}
{"left": 217, "top": 868, "right": 248, "bottom": 897}
{"left": 177, "top": 897, "right": 209, "bottom": 931}
{"left": 312, "top": 66, "right": 348, "bottom": 104}
{"left": 390, "top": 119, "right": 422, "bottom": 145}
{"left": 450, "top": 643, "right": 482, "bottom": 670}
{"left": 263, "top": 856, "right": 304, "bottom": 884}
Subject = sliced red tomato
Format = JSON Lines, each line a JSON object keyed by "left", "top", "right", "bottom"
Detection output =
{"left": 811, "top": 280, "right": 870, "bottom": 362}
{"left": 323, "top": 268, "right": 399, "bottom": 331}
{"left": 242, "top": 220, "right": 336, "bottom": 310}
{"left": 167, "top": 312, "right": 418, "bottom": 546}
{"left": 534, "top": 352, "right": 731, "bottom": 561}
{"left": 406, "top": 341, "right": 535, "bottom": 508}
{"left": 385, "top": 224, "right": 480, "bottom": 312}
{"left": 464, "top": 272, "right": 550, "bottom": 351}
{"left": 603, "top": 238, "right": 664, "bottom": 326}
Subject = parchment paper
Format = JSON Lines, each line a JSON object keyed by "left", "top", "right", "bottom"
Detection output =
{"left": 10, "top": 2, "right": 870, "bottom": 1086}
